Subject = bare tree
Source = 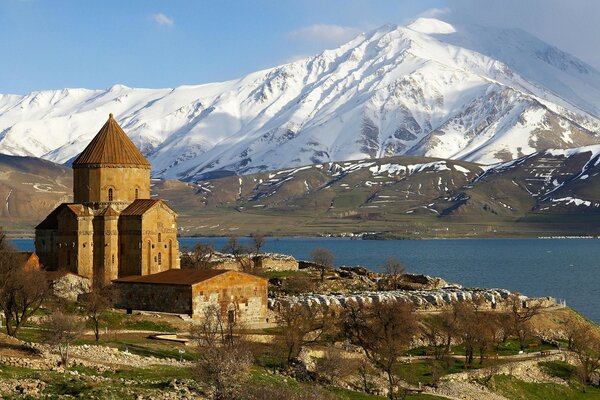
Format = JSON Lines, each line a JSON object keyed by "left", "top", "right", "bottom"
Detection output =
{"left": 422, "top": 310, "right": 457, "bottom": 363}
{"left": 379, "top": 257, "right": 406, "bottom": 290}
{"left": 250, "top": 232, "right": 266, "bottom": 256}
{"left": 342, "top": 300, "right": 418, "bottom": 400}
{"left": 80, "top": 284, "right": 117, "bottom": 342}
{"left": 0, "top": 234, "right": 51, "bottom": 337}
{"left": 276, "top": 302, "right": 327, "bottom": 365}
{"left": 222, "top": 235, "right": 254, "bottom": 273}
{"left": 192, "top": 305, "right": 252, "bottom": 400}
{"left": 311, "top": 248, "right": 334, "bottom": 282}
{"left": 508, "top": 294, "right": 541, "bottom": 350}
{"left": 570, "top": 320, "right": 600, "bottom": 387}
{"left": 41, "top": 310, "right": 84, "bottom": 367}
{"left": 314, "top": 344, "right": 358, "bottom": 385}
{"left": 181, "top": 242, "right": 215, "bottom": 269}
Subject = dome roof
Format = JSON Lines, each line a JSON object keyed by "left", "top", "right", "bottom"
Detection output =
{"left": 72, "top": 113, "right": 150, "bottom": 168}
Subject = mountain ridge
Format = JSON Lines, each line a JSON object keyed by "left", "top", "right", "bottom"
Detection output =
{"left": 2, "top": 18, "right": 600, "bottom": 181}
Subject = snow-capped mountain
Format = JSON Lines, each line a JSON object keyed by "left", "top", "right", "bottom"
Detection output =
{"left": 2, "top": 17, "right": 600, "bottom": 181}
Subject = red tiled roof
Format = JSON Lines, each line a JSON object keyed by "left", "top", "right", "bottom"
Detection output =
{"left": 72, "top": 113, "right": 150, "bottom": 168}
{"left": 114, "top": 268, "right": 229, "bottom": 286}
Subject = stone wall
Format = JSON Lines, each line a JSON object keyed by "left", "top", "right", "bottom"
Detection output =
{"left": 253, "top": 253, "right": 298, "bottom": 272}
{"left": 113, "top": 282, "right": 192, "bottom": 315}
{"left": 269, "top": 288, "right": 557, "bottom": 312}
{"left": 191, "top": 273, "right": 269, "bottom": 328}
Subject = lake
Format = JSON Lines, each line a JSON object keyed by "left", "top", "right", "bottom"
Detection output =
{"left": 12, "top": 237, "right": 600, "bottom": 323}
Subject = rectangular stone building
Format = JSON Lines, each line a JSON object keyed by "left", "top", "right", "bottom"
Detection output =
{"left": 113, "top": 269, "right": 269, "bottom": 327}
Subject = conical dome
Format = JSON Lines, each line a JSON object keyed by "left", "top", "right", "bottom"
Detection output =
{"left": 72, "top": 113, "right": 150, "bottom": 168}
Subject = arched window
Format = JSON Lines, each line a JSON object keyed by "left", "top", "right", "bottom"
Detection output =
{"left": 158, "top": 233, "right": 162, "bottom": 242}
{"left": 158, "top": 252, "right": 162, "bottom": 266}
{"left": 134, "top": 188, "right": 139, "bottom": 199}
{"left": 108, "top": 188, "right": 113, "bottom": 201}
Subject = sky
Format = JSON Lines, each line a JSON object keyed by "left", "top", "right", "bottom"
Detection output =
{"left": 1, "top": 0, "right": 599, "bottom": 94}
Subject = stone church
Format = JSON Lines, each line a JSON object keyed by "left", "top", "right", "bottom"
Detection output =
{"left": 35, "top": 114, "right": 180, "bottom": 285}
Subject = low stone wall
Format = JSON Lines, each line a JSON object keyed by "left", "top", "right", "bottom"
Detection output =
{"left": 269, "top": 288, "right": 557, "bottom": 312}
{"left": 253, "top": 253, "right": 298, "bottom": 272}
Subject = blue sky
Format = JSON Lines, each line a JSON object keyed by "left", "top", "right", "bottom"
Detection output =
{"left": 0, "top": 0, "right": 442, "bottom": 94}
{"left": 2, "top": 0, "right": 599, "bottom": 94}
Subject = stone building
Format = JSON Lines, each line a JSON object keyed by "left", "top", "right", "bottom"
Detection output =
{"left": 35, "top": 114, "right": 179, "bottom": 285}
{"left": 113, "top": 269, "right": 269, "bottom": 327}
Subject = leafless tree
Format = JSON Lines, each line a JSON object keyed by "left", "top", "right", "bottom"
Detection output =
{"left": 181, "top": 242, "right": 215, "bottom": 269}
{"left": 570, "top": 320, "right": 600, "bottom": 388}
{"left": 379, "top": 257, "right": 406, "bottom": 290}
{"left": 508, "top": 294, "right": 541, "bottom": 350}
{"left": 222, "top": 235, "right": 254, "bottom": 273}
{"left": 192, "top": 305, "right": 252, "bottom": 400}
{"left": 314, "top": 344, "right": 358, "bottom": 385}
{"left": 80, "top": 284, "right": 118, "bottom": 342}
{"left": 0, "top": 233, "right": 51, "bottom": 337}
{"left": 422, "top": 310, "right": 457, "bottom": 363}
{"left": 276, "top": 302, "right": 327, "bottom": 365}
{"left": 250, "top": 232, "right": 266, "bottom": 256}
{"left": 41, "top": 310, "right": 84, "bottom": 367}
{"left": 342, "top": 300, "right": 418, "bottom": 400}
{"left": 311, "top": 247, "right": 334, "bottom": 282}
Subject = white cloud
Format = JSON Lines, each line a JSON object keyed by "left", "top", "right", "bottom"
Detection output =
{"left": 288, "top": 24, "right": 361, "bottom": 46}
{"left": 153, "top": 13, "right": 174, "bottom": 27}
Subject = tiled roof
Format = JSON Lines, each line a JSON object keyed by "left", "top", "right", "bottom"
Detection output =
{"left": 114, "top": 269, "right": 229, "bottom": 286}
{"left": 99, "top": 205, "right": 120, "bottom": 217}
{"left": 120, "top": 199, "right": 161, "bottom": 216}
{"left": 72, "top": 114, "right": 150, "bottom": 168}
{"left": 35, "top": 203, "right": 90, "bottom": 230}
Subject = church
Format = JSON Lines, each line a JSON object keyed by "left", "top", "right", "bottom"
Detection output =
{"left": 35, "top": 114, "right": 180, "bottom": 285}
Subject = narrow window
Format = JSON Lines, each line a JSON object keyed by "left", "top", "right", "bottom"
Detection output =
{"left": 108, "top": 188, "right": 113, "bottom": 201}
{"left": 158, "top": 233, "right": 162, "bottom": 242}
{"left": 158, "top": 252, "right": 162, "bottom": 266}
{"left": 111, "top": 254, "right": 115, "bottom": 264}
{"left": 134, "top": 188, "right": 139, "bottom": 199}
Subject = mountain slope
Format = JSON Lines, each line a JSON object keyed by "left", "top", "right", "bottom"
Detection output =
{"left": 2, "top": 18, "right": 600, "bottom": 181}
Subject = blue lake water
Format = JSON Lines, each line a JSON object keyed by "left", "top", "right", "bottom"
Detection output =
{"left": 13, "top": 237, "right": 600, "bottom": 323}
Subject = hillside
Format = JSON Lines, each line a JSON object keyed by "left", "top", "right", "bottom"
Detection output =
{"left": 5, "top": 147, "right": 600, "bottom": 237}
{"left": 3, "top": 18, "right": 600, "bottom": 181}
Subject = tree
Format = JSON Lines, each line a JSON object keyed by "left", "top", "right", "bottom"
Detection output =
{"left": 250, "top": 232, "right": 266, "bottom": 256}
{"left": 570, "top": 320, "right": 600, "bottom": 388}
{"left": 41, "top": 310, "right": 84, "bottom": 367}
{"left": 422, "top": 310, "right": 457, "bottom": 363}
{"left": 508, "top": 294, "right": 541, "bottom": 350}
{"left": 181, "top": 242, "right": 215, "bottom": 269}
{"left": 222, "top": 235, "right": 254, "bottom": 272}
{"left": 192, "top": 305, "right": 253, "bottom": 400}
{"left": 0, "top": 233, "right": 51, "bottom": 337}
{"left": 379, "top": 257, "right": 406, "bottom": 290}
{"left": 342, "top": 300, "right": 418, "bottom": 400}
{"left": 314, "top": 344, "right": 358, "bottom": 386}
{"left": 311, "top": 247, "right": 334, "bottom": 282}
{"left": 80, "top": 284, "right": 117, "bottom": 342}
{"left": 276, "top": 302, "right": 327, "bottom": 365}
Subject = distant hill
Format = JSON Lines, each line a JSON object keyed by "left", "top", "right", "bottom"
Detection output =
{"left": 6, "top": 146, "right": 600, "bottom": 237}
{"left": 0, "top": 155, "right": 71, "bottom": 233}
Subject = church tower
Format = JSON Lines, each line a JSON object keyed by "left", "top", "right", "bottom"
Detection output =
{"left": 35, "top": 114, "right": 180, "bottom": 285}
{"left": 72, "top": 113, "right": 150, "bottom": 209}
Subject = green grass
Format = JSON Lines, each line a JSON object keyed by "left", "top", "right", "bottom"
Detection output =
{"left": 488, "top": 374, "right": 600, "bottom": 400}
{"left": 122, "top": 319, "right": 177, "bottom": 332}
{"left": 539, "top": 360, "right": 576, "bottom": 381}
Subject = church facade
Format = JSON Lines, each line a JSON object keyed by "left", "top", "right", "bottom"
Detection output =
{"left": 35, "top": 114, "right": 180, "bottom": 285}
